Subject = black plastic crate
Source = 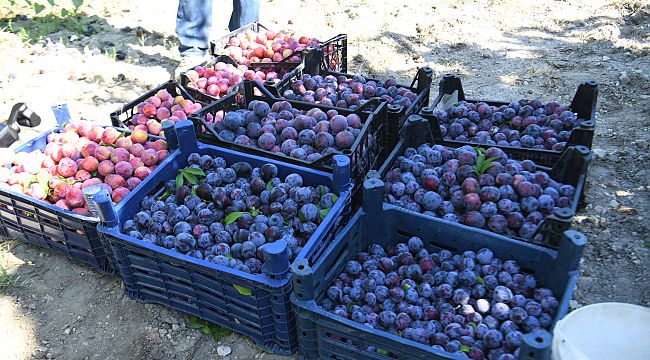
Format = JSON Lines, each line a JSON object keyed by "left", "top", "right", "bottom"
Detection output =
{"left": 422, "top": 73, "right": 598, "bottom": 164}
{"left": 110, "top": 80, "right": 206, "bottom": 129}
{"left": 94, "top": 120, "right": 353, "bottom": 354}
{"left": 209, "top": 22, "right": 347, "bottom": 74}
{"left": 0, "top": 126, "right": 168, "bottom": 274}
{"left": 291, "top": 179, "right": 587, "bottom": 360}
{"left": 190, "top": 80, "right": 391, "bottom": 202}
{"left": 179, "top": 55, "right": 301, "bottom": 104}
{"left": 374, "top": 115, "right": 591, "bottom": 249}
{"left": 265, "top": 62, "right": 434, "bottom": 146}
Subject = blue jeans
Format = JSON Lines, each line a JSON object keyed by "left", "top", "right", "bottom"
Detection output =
{"left": 176, "top": 0, "right": 261, "bottom": 57}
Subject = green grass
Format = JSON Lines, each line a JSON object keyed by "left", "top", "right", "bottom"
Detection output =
{"left": 0, "top": 264, "right": 23, "bottom": 294}
{"left": 0, "top": 13, "right": 92, "bottom": 44}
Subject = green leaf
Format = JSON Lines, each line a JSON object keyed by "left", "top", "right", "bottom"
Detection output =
{"left": 186, "top": 323, "right": 203, "bottom": 329}
{"left": 116, "top": 131, "right": 126, "bottom": 141}
{"left": 188, "top": 315, "right": 198, "bottom": 322}
{"left": 182, "top": 167, "right": 206, "bottom": 177}
{"left": 224, "top": 211, "right": 246, "bottom": 225}
{"left": 377, "top": 349, "right": 389, "bottom": 355}
{"left": 47, "top": 0, "right": 55, "bottom": 6}
{"left": 72, "top": 0, "right": 84, "bottom": 8}
{"left": 201, "top": 326, "right": 214, "bottom": 335}
{"left": 460, "top": 345, "right": 470, "bottom": 352}
{"left": 249, "top": 207, "right": 260, "bottom": 217}
{"left": 331, "top": 194, "right": 339, "bottom": 203}
{"left": 175, "top": 173, "right": 184, "bottom": 189}
{"left": 160, "top": 190, "right": 171, "bottom": 200}
{"left": 298, "top": 210, "right": 305, "bottom": 222}
{"left": 233, "top": 284, "right": 252, "bottom": 296}
{"left": 225, "top": 253, "right": 234, "bottom": 259}
{"left": 266, "top": 181, "right": 273, "bottom": 191}
{"left": 403, "top": 283, "right": 411, "bottom": 291}
{"left": 476, "top": 276, "right": 485, "bottom": 286}
{"left": 183, "top": 172, "right": 199, "bottom": 185}
{"left": 33, "top": 3, "right": 45, "bottom": 14}
{"left": 61, "top": 8, "right": 68, "bottom": 16}
{"left": 468, "top": 322, "right": 477, "bottom": 329}
{"left": 319, "top": 208, "right": 331, "bottom": 220}
{"left": 191, "top": 187, "right": 197, "bottom": 196}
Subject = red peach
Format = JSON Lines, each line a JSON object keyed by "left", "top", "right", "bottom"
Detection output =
{"left": 94, "top": 146, "right": 112, "bottom": 161}
{"left": 97, "top": 160, "right": 115, "bottom": 177}
{"left": 58, "top": 158, "right": 78, "bottom": 177}
{"left": 74, "top": 169, "right": 92, "bottom": 182}
{"left": 125, "top": 177, "right": 141, "bottom": 190}
{"left": 129, "top": 143, "right": 145, "bottom": 157}
{"left": 115, "top": 136, "right": 133, "bottom": 149}
{"left": 76, "top": 121, "right": 93, "bottom": 137}
{"left": 114, "top": 161, "right": 134, "bottom": 178}
{"left": 152, "top": 139, "right": 167, "bottom": 151}
{"left": 61, "top": 131, "right": 79, "bottom": 144}
{"left": 157, "top": 150, "right": 169, "bottom": 161}
{"left": 156, "top": 108, "right": 170, "bottom": 120}
{"left": 132, "top": 114, "right": 148, "bottom": 126}
{"left": 207, "top": 84, "right": 220, "bottom": 97}
{"left": 133, "top": 166, "right": 151, "bottom": 180}
{"left": 66, "top": 187, "right": 85, "bottom": 208}
{"left": 111, "top": 148, "right": 130, "bottom": 164}
{"left": 42, "top": 157, "right": 54, "bottom": 168}
{"left": 141, "top": 149, "right": 159, "bottom": 166}
{"left": 101, "top": 128, "right": 120, "bottom": 145}
{"left": 61, "top": 142, "right": 76, "bottom": 158}
{"left": 71, "top": 207, "right": 89, "bottom": 215}
{"left": 147, "top": 120, "right": 163, "bottom": 135}
{"left": 129, "top": 157, "right": 144, "bottom": 169}
{"left": 80, "top": 142, "right": 99, "bottom": 158}
{"left": 81, "top": 178, "right": 103, "bottom": 189}
{"left": 148, "top": 96, "right": 161, "bottom": 108}
{"left": 63, "top": 123, "right": 77, "bottom": 133}
{"left": 111, "top": 187, "right": 130, "bottom": 203}
{"left": 130, "top": 129, "right": 148, "bottom": 144}
{"left": 156, "top": 89, "right": 172, "bottom": 102}
{"left": 104, "top": 174, "right": 126, "bottom": 190}
{"left": 54, "top": 199, "right": 70, "bottom": 210}
{"left": 46, "top": 165, "right": 58, "bottom": 176}
{"left": 142, "top": 103, "right": 157, "bottom": 118}
{"left": 89, "top": 126, "right": 104, "bottom": 142}
{"left": 134, "top": 124, "right": 148, "bottom": 132}
{"left": 25, "top": 183, "right": 47, "bottom": 200}
{"left": 186, "top": 69, "right": 199, "bottom": 82}
{"left": 71, "top": 150, "right": 82, "bottom": 162}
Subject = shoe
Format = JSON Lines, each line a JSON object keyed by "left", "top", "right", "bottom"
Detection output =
{"left": 172, "top": 54, "right": 210, "bottom": 81}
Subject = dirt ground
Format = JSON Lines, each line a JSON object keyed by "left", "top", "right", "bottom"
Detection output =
{"left": 0, "top": 0, "right": 648, "bottom": 359}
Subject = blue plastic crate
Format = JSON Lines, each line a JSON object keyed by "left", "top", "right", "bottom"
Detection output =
{"left": 94, "top": 120, "right": 353, "bottom": 354}
{"left": 373, "top": 115, "right": 591, "bottom": 249}
{"left": 0, "top": 126, "right": 164, "bottom": 274}
{"left": 291, "top": 179, "right": 587, "bottom": 360}
{"left": 191, "top": 80, "right": 392, "bottom": 206}
{"left": 421, "top": 73, "right": 598, "bottom": 167}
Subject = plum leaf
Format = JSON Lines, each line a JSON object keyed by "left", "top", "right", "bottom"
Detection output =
{"left": 224, "top": 211, "right": 246, "bottom": 225}
{"left": 266, "top": 181, "right": 273, "bottom": 191}
{"left": 175, "top": 173, "right": 184, "bottom": 189}
{"left": 476, "top": 276, "right": 485, "bottom": 286}
{"left": 183, "top": 168, "right": 206, "bottom": 177}
{"left": 201, "top": 326, "right": 214, "bottom": 335}
{"left": 460, "top": 345, "right": 470, "bottom": 352}
{"left": 182, "top": 172, "right": 199, "bottom": 185}
{"left": 233, "top": 284, "right": 252, "bottom": 296}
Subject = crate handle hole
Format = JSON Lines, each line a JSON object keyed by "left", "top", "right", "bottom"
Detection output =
{"left": 296, "top": 279, "right": 301, "bottom": 284}
{"left": 535, "top": 337, "right": 544, "bottom": 343}
{"left": 297, "top": 264, "right": 305, "bottom": 270}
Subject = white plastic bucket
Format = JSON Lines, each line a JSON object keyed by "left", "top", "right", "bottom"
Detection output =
{"left": 552, "top": 302, "right": 650, "bottom": 360}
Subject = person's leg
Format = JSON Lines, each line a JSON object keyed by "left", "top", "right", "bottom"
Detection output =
{"left": 176, "top": 0, "right": 213, "bottom": 56}
{"left": 229, "top": 0, "right": 261, "bottom": 32}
